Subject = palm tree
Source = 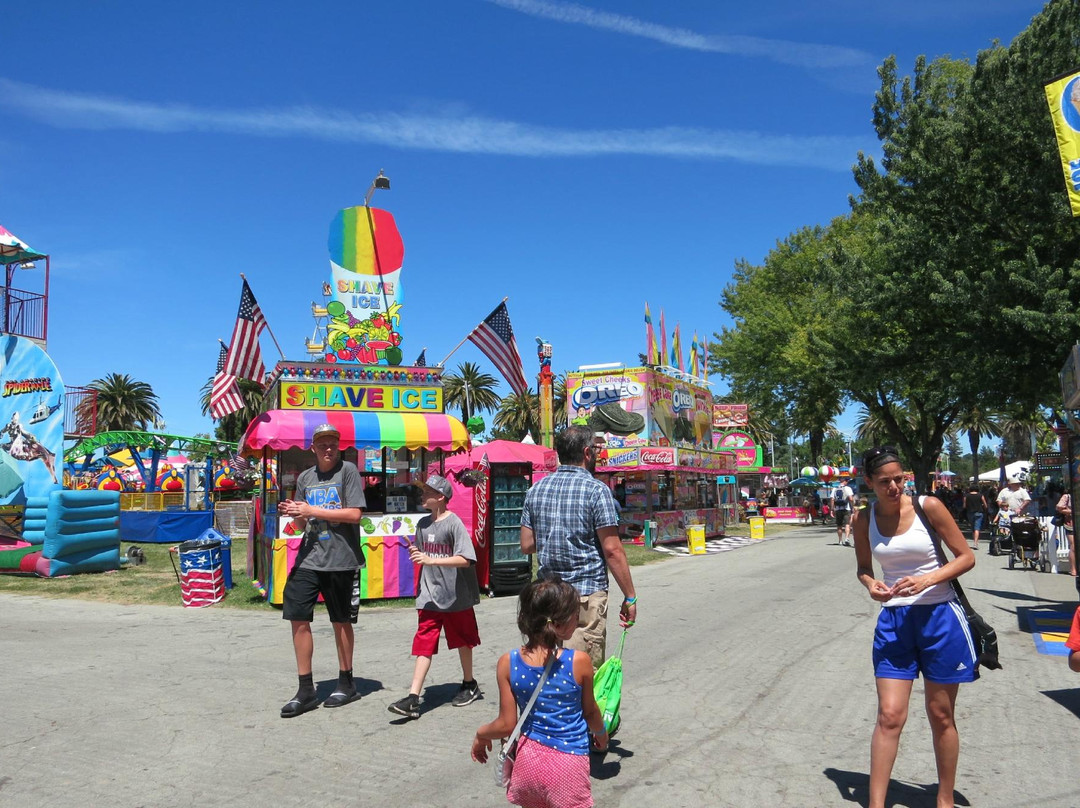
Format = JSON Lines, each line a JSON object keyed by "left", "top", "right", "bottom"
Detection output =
{"left": 493, "top": 390, "right": 539, "bottom": 443}
{"left": 952, "top": 407, "right": 1000, "bottom": 485}
{"left": 442, "top": 362, "right": 500, "bottom": 424}
{"left": 199, "top": 375, "right": 270, "bottom": 443}
{"left": 88, "top": 373, "right": 162, "bottom": 432}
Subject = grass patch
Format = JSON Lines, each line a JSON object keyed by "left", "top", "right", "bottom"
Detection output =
{"left": 0, "top": 539, "right": 419, "bottom": 611}
{"left": 621, "top": 542, "right": 673, "bottom": 566}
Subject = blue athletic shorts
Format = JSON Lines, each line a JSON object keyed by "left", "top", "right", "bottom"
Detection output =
{"left": 873, "top": 600, "right": 977, "bottom": 683}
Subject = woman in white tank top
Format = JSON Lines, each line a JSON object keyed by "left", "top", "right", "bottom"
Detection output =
{"left": 853, "top": 446, "right": 975, "bottom": 808}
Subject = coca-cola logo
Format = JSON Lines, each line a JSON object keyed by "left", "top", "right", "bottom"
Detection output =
{"left": 473, "top": 475, "right": 489, "bottom": 548}
{"left": 640, "top": 449, "right": 674, "bottom": 465}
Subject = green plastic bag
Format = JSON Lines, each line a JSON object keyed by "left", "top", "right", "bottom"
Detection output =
{"left": 593, "top": 629, "right": 627, "bottom": 735}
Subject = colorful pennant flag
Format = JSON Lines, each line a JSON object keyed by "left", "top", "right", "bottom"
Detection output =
{"left": 468, "top": 302, "right": 529, "bottom": 396}
{"left": 222, "top": 279, "right": 267, "bottom": 382}
{"left": 1044, "top": 67, "right": 1080, "bottom": 217}
{"left": 689, "top": 332, "right": 700, "bottom": 378}
{"left": 660, "top": 309, "right": 667, "bottom": 368}
{"left": 210, "top": 342, "right": 244, "bottom": 420}
{"left": 671, "top": 324, "right": 684, "bottom": 372}
{"left": 701, "top": 335, "right": 710, "bottom": 381}
{"left": 645, "top": 303, "right": 659, "bottom": 365}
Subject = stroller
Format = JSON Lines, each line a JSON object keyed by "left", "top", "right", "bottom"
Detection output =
{"left": 1006, "top": 515, "right": 1044, "bottom": 571}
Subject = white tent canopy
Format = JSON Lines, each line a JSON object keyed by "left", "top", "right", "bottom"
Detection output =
{"left": 974, "top": 461, "right": 1032, "bottom": 483}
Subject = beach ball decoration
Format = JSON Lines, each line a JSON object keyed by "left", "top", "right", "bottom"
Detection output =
{"left": 819, "top": 464, "right": 838, "bottom": 481}
{"left": 156, "top": 467, "right": 185, "bottom": 492}
{"left": 94, "top": 468, "right": 126, "bottom": 492}
{"left": 801, "top": 466, "right": 817, "bottom": 478}
{"left": 214, "top": 464, "right": 238, "bottom": 490}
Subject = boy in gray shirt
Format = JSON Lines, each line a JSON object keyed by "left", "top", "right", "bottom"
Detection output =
{"left": 278, "top": 424, "right": 365, "bottom": 718}
{"left": 388, "top": 473, "right": 481, "bottom": 719}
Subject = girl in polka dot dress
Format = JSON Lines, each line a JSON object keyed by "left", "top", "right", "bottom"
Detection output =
{"left": 472, "top": 577, "right": 608, "bottom": 808}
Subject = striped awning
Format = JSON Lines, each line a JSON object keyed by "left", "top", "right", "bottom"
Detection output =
{"left": 241, "top": 410, "right": 470, "bottom": 454}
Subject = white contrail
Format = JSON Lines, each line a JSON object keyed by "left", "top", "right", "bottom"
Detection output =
{"left": 0, "top": 78, "right": 868, "bottom": 171}
{"left": 484, "top": 0, "right": 872, "bottom": 69}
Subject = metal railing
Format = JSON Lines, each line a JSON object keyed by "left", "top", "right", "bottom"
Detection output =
{"left": 1, "top": 287, "right": 47, "bottom": 342}
{"left": 119, "top": 493, "right": 188, "bottom": 511}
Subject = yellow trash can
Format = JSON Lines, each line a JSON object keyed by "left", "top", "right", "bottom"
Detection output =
{"left": 686, "top": 524, "right": 707, "bottom": 555}
{"left": 749, "top": 516, "right": 765, "bottom": 540}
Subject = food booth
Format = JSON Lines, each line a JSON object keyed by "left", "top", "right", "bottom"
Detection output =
{"left": 566, "top": 366, "right": 738, "bottom": 544}
{"left": 239, "top": 196, "right": 471, "bottom": 604}
{"left": 444, "top": 440, "right": 557, "bottom": 597}
{"left": 242, "top": 363, "right": 470, "bottom": 604}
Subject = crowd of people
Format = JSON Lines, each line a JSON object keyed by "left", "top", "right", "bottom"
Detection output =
{"left": 276, "top": 423, "right": 635, "bottom": 808}
{"left": 270, "top": 424, "right": 1080, "bottom": 808}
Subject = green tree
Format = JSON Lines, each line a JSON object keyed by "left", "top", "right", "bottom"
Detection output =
{"left": 88, "top": 373, "right": 162, "bottom": 432}
{"left": 952, "top": 407, "right": 1001, "bottom": 485}
{"left": 712, "top": 224, "right": 845, "bottom": 465}
{"left": 199, "top": 376, "right": 269, "bottom": 443}
{"left": 493, "top": 390, "right": 539, "bottom": 443}
{"left": 442, "top": 362, "right": 500, "bottom": 424}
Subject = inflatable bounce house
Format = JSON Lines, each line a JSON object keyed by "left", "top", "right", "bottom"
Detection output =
{"left": 0, "top": 224, "right": 122, "bottom": 576}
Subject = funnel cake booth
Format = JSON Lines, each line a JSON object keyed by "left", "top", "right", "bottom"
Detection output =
{"left": 567, "top": 367, "right": 738, "bottom": 545}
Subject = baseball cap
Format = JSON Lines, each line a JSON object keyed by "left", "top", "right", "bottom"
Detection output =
{"left": 311, "top": 424, "right": 340, "bottom": 442}
{"left": 1007, "top": 473, "right": 1022, "bottom": 484}
{"left": 423, "top": 473, "right": 453, "bottom": 501}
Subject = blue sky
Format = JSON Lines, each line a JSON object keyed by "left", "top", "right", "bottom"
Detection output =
{"left": 0, "top": 0, "right": 1047, "bottom": 442}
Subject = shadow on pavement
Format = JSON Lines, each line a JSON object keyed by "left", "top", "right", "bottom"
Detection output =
{"left": 822, "top": 768, "right": 970, "bottom": 807}
{"left": 590, "top": 739, "right": 632, "bottom": 781}
{"left": 1014, "top": 603, "right": 1079, "bottom": 635}
{"left": 1041, "top": 688, "right": 1080, "bottom": 720}
{"left": 315, "top": 676, "right": 384, "bottom": 701}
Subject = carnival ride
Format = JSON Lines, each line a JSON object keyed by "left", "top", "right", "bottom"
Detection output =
{"left": 64, "top": 430, "right": 243, "bottom": 545}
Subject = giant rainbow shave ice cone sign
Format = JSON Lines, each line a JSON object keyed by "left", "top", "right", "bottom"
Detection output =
{"left": 325, "top": 206, "right": 406, "bottom": 366}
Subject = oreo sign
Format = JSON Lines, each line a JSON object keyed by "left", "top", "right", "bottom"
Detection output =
{"left": 571, "top": 379, "right": 644, "bottom": 409}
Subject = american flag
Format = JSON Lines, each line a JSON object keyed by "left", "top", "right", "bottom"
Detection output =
{"left": 210, "top": 342, "right": 244, "bottom": 420}
{"left": 178, "top": 545, "right": 225, "bottom": 607}
{"left": 414, "top": 348, "right": 427, "bottom": 367}
{"left": 467, "top": 302, "right": 528, "bottom": 397}
{"left": 222, "top": 279, "right": 267, "bottom": 382}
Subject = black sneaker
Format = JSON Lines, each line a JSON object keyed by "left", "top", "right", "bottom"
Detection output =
{"left": 451, "top": 680, "right": 481, "bottom": 707}
{"left": 388, "top": 693, "right": 421, "bottom": 719}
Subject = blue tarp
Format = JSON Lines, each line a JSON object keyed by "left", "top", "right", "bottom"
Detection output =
{"left": 120, "top": 511, "right": 213, "bottom": 544}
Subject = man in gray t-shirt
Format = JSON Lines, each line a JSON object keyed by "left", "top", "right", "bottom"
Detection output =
{"left": 277, "top": 424, "right": 365, "bottom": 718}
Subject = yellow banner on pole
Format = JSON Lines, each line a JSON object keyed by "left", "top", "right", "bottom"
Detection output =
{"left": 1044, "top": 67, "right": 1080, "bottom": 217}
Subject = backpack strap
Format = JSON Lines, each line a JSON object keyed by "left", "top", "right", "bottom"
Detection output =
{"left": 912, "top": 496, "right": 975, "bottom": 616}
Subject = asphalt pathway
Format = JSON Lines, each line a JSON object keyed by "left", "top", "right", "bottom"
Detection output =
{"left": 2, "top": 523, "right": 1078, "bottom": 807}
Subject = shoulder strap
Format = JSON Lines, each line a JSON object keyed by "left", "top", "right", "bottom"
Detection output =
{"left": 912, "top": 496, "right": 974, "bottom": 613}
{"left": 505, "top": 650, "right": 558, "bottom": 749}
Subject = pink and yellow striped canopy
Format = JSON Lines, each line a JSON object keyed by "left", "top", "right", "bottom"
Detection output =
{"left": 242, "top": 410, "right": 470, "bottom": 454}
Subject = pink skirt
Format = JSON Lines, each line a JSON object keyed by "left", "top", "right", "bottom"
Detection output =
{"left": 506, "top": 736, "right": 592, "bottom": 808}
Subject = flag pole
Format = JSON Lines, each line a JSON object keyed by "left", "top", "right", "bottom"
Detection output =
{"left": 437, "top": 296, "right": 508, "bottom": 367}
{"left": 240, "top": 273, "right": 286, "bottom": 360}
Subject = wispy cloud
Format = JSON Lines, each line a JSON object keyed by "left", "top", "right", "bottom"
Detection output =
{"left": 484, "top": 0, "right": 873, "bottom": 70}
{"left": 0, "top": 78, "right": 869, "bottom": 172}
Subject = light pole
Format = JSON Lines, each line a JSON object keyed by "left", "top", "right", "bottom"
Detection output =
{"left": 364, "top": 170, "right": 391, "bottom": 206}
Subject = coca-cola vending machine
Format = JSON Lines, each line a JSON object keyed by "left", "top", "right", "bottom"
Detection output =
{"left": 484, "top": 461, "right": 532, "bottom": 596}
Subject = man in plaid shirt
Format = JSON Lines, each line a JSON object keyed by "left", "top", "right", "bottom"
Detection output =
{"left": 520, "top": 425, "right": 638, "bottom": 668}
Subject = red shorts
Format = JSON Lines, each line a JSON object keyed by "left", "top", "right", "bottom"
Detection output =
{"left": 411, "top": 608, "right": 480, "bottom": 657}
